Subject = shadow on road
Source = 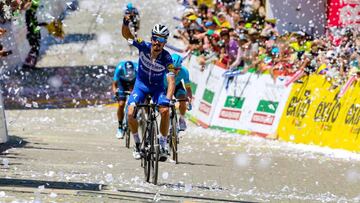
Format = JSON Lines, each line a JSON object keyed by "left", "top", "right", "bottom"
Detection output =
{"left": 177, "top": 161, "right": 219, "bottom": 167}
{"left": 0, "top": 178, "right": 104, "bottom": 191}
{"left": 0, "top": 135, "right": 71, "bottom": 156}
{"left": 0, "top": 135, "right": 28, "bottom": 155}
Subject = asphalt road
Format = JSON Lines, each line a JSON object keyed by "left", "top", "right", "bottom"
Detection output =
{"left": 1, "top": 107, "right": 360, "bottom": 202}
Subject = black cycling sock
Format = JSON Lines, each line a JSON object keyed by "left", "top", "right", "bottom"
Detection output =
{"left": 118, "top": 121, "right": 122, "bottom": 129}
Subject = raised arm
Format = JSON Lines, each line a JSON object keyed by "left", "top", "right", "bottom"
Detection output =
{"left": 122, "top": 15, "right": 134, "bottom": 40}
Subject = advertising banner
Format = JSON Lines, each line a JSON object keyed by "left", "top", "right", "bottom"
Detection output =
{"left": 183, "top": 56, "right": 212, "bottom": 126}
{"left": 278, "top": 75, "right": 360, "bottom": 152}
{"left": 327, "top": 0, "right": 360, "bottom": 27}
{"left": 194, "top": 63, "right": 227, "bottom": 127}
{"left": 211, "top": 73, "right": 292, "bottom": 137}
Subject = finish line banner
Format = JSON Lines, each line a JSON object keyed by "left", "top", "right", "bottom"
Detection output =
{"left": 278, "top": 75, "right": 360, "bottom": 152}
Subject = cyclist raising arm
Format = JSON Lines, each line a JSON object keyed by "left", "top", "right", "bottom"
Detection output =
{"left": 112, "top": 60, "right": 137, "bottom": 139}
{"left": 165, "top": 54, "right": 193, "bottom": 131}
{"left": 122, "top": 14, "right": 176, "bottom": 160}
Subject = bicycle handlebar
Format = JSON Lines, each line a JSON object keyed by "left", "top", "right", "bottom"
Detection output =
{"left": 170, "top": 98, "right": 189, "bottom": 103}
{"left": 121, "top": 91, "right": 132, "bottom": 95}
{"left": 113, "top": 91, "right": 132, "bottom": 101}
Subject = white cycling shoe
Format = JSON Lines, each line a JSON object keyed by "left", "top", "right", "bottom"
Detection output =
{"left": 133, "top": 143, "right": 141, "bottom": 160}
{"left": 179, "top": 117, "right": 187, "bottom": 131}
{"left": 116, "top": 128, "right": 124, "bottom": 139}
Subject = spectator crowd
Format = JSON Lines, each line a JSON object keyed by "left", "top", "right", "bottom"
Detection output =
{"left": 1, "top": 0, "right": 35, "bottom": 57}
{"left": 175, "top": 0, "right": 360, "bottom": 89}
{"left": 1, "top": 0, "right": 65, "bottom": 67}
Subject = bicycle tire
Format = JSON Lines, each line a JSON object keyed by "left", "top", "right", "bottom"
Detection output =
{"left": 171, "top": 116, "right": 178, "bottom": 164}
{"left": 144, "top": 150, "right": 151, "bottom": 182}
{"left": 142, "top": 117, "right": 151, "bottom": 182}
{"left": 144, "top": 119, "right": 154, "bottom": 183}
{"left": 148, "top": 121, "right": 159, "bottom": 184}
{"left": 152, "top": 144, "right": 159, "bottom": 185}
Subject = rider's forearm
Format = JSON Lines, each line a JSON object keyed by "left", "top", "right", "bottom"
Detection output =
{"left": 166, "top": 76, "right": 175, "bottom": 99}
{"left": 185, "top": 86, "right": 192, "bottom": 98}
{"left": 122, "top": 18, "right": 134, "bottom": 40}
{"left": 112, "top": 82, "right": 118, "bottom": 93}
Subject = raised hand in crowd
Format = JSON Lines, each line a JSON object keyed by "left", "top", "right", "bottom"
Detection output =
{"left": 0, "top": 28, "right": 6, "bottom": 36}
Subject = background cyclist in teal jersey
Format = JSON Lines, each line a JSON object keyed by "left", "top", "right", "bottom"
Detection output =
{"left": 112, "top": 60, "right": 137, "bottom": 139}
{"left": 165, "top": 53, "right": 193, "bottom": 131}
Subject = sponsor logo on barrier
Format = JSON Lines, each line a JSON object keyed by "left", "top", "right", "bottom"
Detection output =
{"left": 351, "top": 127, "right": 360, "bottom": 135}
{"left": 219, "top": 109, "right": 241, "bottom": 120}
{"left": 251, "top": 113, "right": 275, "bottom": 125}
{"left": 219, "top": 96, "right": 245, "bottom": 120}
{"left": 286, "top": 90, "right": 311, "bottom": 120}
{"left": 199, "top": 101, "right": 211, "bottom": 115}
{"left": 256, "top": 100, "right": 279, "bottom": 114}
{"left": 314, "top": 101, "right": 341, "bottom": 123}
{"left": 250, "top": 100, "right": 278, "bottom": 125}
{"left": 345, "top": 103, "right": 360, "bottom": 126}
{"left": 224, "top": 96, "right": 244, "bottom": 109}
{"left": 202, "top": 88, "right": 215, "bottom": 104}
{"left": 190, "top": 81, "right": 197, "bottom": 94}
{"left": 314, "top": 100, "right": 342, "bottom": 131}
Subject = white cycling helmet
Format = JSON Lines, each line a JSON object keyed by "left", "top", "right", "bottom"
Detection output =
{"left": 152, "top": 24, "right": 170, "bottom": 39}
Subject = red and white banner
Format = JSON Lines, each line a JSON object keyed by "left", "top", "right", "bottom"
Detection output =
{"left": 327, "top": 0, "right": 360, "bottom": 27}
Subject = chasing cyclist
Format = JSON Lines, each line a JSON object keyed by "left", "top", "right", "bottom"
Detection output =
{"left": 122, "top": 14, "right": 176, "bottom": 161}
{"left": 166, "top": 54, "right": 193, "bottom": 131}
{"left": 112, "top": 60, "right": 138, "bottom": 139}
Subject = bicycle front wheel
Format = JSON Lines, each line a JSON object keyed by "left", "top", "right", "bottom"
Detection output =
{"left": 143, "top": 149, "right": 151, "bottom": 182}
{"left": 170, "top": 117, "right": 178, "bottom": 164}
{"left": 151, "top": 144, "right": 160, "bottom": 185}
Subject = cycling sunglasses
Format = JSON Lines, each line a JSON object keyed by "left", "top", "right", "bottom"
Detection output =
{"left": 151, "top": 35, "right": 167, "bottom": 43}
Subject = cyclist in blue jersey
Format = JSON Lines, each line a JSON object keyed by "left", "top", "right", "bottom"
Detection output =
{"left": 165, "top": 54, "right": 193, "bottom": 131}
{"left": 122, "top": 14, "right": 176, "bottom": 160}
{"left": 112, "top": 60, "right": 138, "bottom": 139}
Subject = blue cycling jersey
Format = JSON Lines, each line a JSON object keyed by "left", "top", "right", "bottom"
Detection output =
{"left": 128, "top": 38, "right": 175, "bottom": 86}
{"left": 164, "top": 65, "right": 190, "bottom": 87}
{"left": 113, "top": 61, "right": 138, "bottom": 83}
